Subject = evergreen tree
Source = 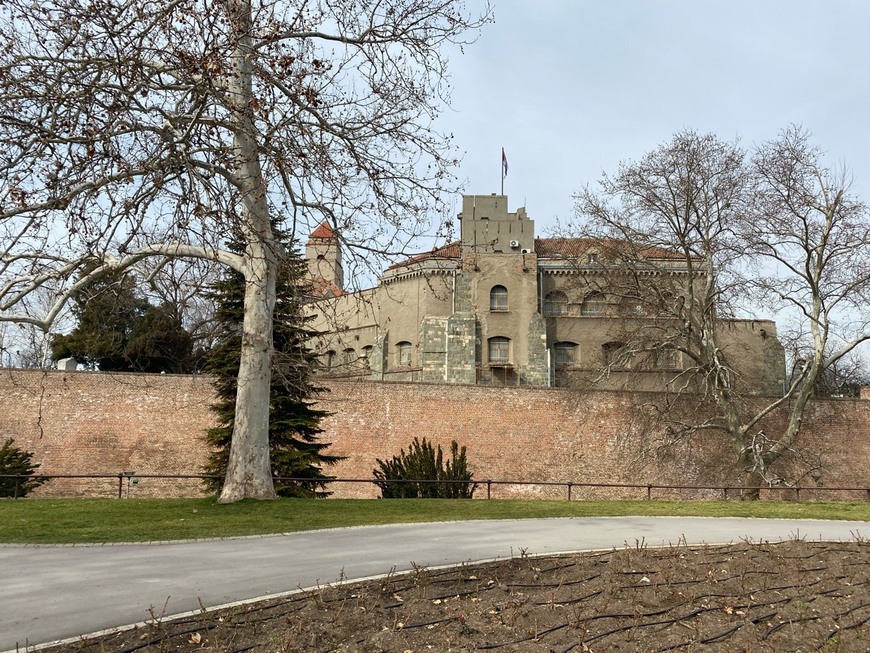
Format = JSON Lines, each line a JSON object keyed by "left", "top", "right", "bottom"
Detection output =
{"left": 51, "top": 270, "right": 195, "bottom": 372}
{"left": 374, "top": 438, "right": 476, "bottom": 499}
{"left": 0, "top": 438, "right": 47, "bottom": 497}
{"left": 202, "top": 236, "right": 339, "bottom": 497}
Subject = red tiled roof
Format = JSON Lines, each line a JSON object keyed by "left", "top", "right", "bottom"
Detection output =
{"left": 308, "top": 277, "right": 343, "bottom": 298}
{"left": 387, "top": 241, "right": 462, "bottom": 270}
{"left": 534, "top": 238, "right": 601, "bottom": 258}
{"left": 308, "top": 221, "right": 337, "bottom": 241}
{"left": 535, "top": 238, "right": 684, "bottom": 260}
{"left": 388, "top": 238, "right": 682, "bottom": 269}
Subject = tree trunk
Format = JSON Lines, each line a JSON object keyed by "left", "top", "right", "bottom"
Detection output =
{"left": 738, "top": 468, "right": 764, "bottom": 501}
{"left": 218, "top": 255, "right": 278, "bottom": 503}
{"left": 218, "top": 0, "right": 279, "bottom": 503}
{"left": 733, "top": 434, "right": 766, "bottom": 500}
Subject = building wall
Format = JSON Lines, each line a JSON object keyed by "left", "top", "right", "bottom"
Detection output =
{"left": 304, "top": 194, "right": 785, "bottom": 393}
{"left": 0, "top": 369, "right": 868, "bottom": 500}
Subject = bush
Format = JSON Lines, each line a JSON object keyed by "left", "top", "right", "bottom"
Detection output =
{"left": 0, "top": 438, "right": 47, "bottom": 497}
{"left": 374, "top": 437, "right": 476, "bottom": 498}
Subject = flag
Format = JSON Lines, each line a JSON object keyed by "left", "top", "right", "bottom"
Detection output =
{"left": 502, "top": 148, "right": 509, "bottom": 177}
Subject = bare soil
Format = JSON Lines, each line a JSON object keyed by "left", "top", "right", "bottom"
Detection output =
{"left": 50, "top": 540, "right": 870, "bottom": 652}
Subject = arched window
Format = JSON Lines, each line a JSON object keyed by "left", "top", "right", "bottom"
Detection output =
{"left": 490, "top": 285, "right": 508, "bottom": 312}
{"left": 488, "top": 336, "right": 510, "bottom": 364}
{"left": 543, "top": 291, "right": 568, "bottom": 316}
{"left": 619, "top": 295, "right": 645, "bottom": 316}
{"left": 396, "top": 341, "right": 412, "bottom": 366}
{"left": 342, "top": 348, "right": 356, "bottom": 365}
{"left": 553, "top": 341, "right": 577, "bottom": 366}
{"left": 601, "top": 341, "right": 625, "bottom": 368}
{"left": 360, "top": 345, "right": 373, "bottom": 368}
{"left": 324, "top": 350, "right": 336, "bottom": 370}
{"left": 580, "top": 291, "right": 606, "bottom": 316}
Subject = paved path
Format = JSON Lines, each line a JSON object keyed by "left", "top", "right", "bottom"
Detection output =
{"left": 3, "top": 516, "right": 870, "bottom": 652}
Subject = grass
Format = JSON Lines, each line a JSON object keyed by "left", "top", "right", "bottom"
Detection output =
{"left": 3, "top": 497, "right": 870, "bottom": 544}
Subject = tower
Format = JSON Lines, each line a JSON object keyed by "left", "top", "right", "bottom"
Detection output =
{"left": 305, "top": 221, "right": 344, "bottom": 296}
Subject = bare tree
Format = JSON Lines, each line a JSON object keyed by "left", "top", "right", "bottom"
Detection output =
{"left": 0, "top": 0, "right": 490, "bottom": 502}
{"left": 1, "top": 281, "right": 75, "bottom": 368}
{"left": 574, "top": 128, "right": 870, "bottom": 495}
{"left": 140, "top": 256, "right": 224, "bottom": 360}
{"left": 745, "top": 127, "right": 870, "bottom": 455}
{"left": 792, "top": 348, "right": 870, "bottom": 398}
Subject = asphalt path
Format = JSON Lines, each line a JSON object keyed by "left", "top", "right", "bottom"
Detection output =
{"left": 3, "top": 516, "right": 870, "bottom": 652}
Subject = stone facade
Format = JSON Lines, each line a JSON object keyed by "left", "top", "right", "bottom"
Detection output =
{"left": 306, "top": 194, "right": 785, "bottom": 393}
{"left": 1, "top": 370, "right": 868, "bottom": 501}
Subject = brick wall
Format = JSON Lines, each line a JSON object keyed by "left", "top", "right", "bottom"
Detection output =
{"left": 0, "top": 369, "right": 213, "bottom": 497}
{"left": 1, "top": 369, "right": 868, "bottom": 499}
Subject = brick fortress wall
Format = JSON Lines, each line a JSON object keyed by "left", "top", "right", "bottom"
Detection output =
{"left": 1, "top": 369, "right": 868, "bottom": 499}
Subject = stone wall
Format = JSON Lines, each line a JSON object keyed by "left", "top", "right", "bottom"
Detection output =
{"left": 0, "top": 369, "right": 868, "bottom": 500}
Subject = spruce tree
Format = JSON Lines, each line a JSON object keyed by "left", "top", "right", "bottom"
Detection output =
{"left": 203, "top": 235, "right": 339, "bottom": 497}
{"left": 0, "top": 438, "right": 47, "bottom": 497}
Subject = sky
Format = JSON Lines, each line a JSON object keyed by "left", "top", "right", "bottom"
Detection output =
{"left": 437, "top": 0, "right": 870, "bottom": 236}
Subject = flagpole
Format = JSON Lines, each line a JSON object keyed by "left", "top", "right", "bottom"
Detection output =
{"left": 501, "top": 148, "right": 508, "bottom": 195}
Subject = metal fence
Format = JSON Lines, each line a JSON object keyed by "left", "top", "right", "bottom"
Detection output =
{"left": 3, "top": 473, "right": 870, "bottom": 502}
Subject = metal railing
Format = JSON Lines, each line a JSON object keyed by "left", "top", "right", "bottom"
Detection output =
{"left": 3, "top": 473, "right": 870, "bottom": 502}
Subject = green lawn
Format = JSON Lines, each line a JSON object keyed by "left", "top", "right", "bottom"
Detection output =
{"left": 3, "top": 498, "right": 870, "bottom": 544}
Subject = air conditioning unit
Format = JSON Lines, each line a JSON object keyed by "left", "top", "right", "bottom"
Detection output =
{"left": 509, "top": 239, "right": 520, "bottom": 248}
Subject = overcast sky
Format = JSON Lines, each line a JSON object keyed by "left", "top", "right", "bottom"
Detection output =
{"left": 437, "top": 0, "right": 870, "bottom": 236}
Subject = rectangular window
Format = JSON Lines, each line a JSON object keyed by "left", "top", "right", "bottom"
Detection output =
{"left": 397, "top": 342, "right": 412, "bottom": 366}
{"left": 488, "top": 337, "right": 510, "bottom": 364}
{"left": 656, "top": 347, "right": 678, "bottom": 370}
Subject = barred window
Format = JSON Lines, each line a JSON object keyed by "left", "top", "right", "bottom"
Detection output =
{"left": 490, "top": 285, "right": 508, "bottom": 312}
{"left": 488, "top": 336, "right": 510, "bottom": 364}
{"left": 581, "top": 292, "right": 606, "bottom": 316}
{"left": 554, "top": 342, "right": 577, "bottom": 366}
{"left": 656, "top": 346, "right": 678, "bottom": 370}
{"left": 396, "top": 341, "right": 412, "bottom": 366}
{"left": 543, "top": 291, "right": 568, "bottom": 316}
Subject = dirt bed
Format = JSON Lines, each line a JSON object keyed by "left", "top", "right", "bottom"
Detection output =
{"left": 51, "top": 540, "right": 870, "bottom": 652}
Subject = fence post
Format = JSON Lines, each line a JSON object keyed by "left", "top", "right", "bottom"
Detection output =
{"left": 646, "top": 484, "right": 652, "bottom": 501}
{"left": 486, "top": 480, "right": 492, "bottom": 500}
{"left": 14, "top": 476, "right": 20, "bottom": 499}
{"left": 795, "top": 487, "right": 801, "bottom": 502}
{"left": 118, "top": 474, "right": 124, "bottom": 499}
{"left": 723, "top": 487, "right": 727, "bottom": 501}
{"left": 567, "top": 482, "right": 573, "bottom": 502}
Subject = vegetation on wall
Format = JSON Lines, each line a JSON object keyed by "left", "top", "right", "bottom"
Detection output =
{"left": 0, "top": 438, "right": 47, "bottom": 497}
{"left": 203, "top": 235, "right": 340, "bottom": 498}
{"left": 374, "top": 437, "right": 476, "bottom": 498}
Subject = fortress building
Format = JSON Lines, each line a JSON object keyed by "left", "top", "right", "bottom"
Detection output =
{"left": 305, "top": 194, "right": 785, "bottom": 393}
